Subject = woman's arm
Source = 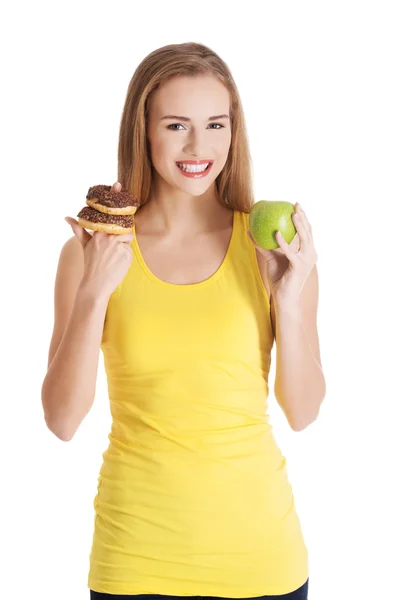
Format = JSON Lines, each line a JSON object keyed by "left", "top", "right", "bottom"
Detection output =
{"left": 272, "top": 265, "right": 326, "bottom": 431}
{"left": 41, "top": 237, "right": 109, "bottom": 442}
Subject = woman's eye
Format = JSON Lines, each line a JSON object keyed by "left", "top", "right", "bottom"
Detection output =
{"left": 167, "top": 124, "right": 184, "bottom": 131}
{"left": 167, "top": 123, "right": 224, "bottom": 131}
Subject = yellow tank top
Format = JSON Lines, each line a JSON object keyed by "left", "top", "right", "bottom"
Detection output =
{"left": 88, "top": 209, "right": 309, "bottom": 596}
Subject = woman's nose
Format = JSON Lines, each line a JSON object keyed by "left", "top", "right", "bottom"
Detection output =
{"left": 183, "top": 129, "right": 208, "bottom": 156}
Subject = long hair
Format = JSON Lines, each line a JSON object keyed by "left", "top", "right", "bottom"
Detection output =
{"left": 117, "top": 42, "right": 255, "bottom": 214}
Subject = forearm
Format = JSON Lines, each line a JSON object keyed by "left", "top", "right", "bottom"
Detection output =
{"left": 41, "top": 284, "right": 109, "bottom": 441}
{"left": 274, "top": 300, "right": 325, "bottom": 430}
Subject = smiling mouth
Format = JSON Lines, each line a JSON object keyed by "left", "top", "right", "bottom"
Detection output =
{"left": 176, "top": 161, "right": 213, "bottom": 174}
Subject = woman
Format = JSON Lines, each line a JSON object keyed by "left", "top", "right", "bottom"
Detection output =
{"left": 44, "top": 42, "right": 325, "bottom": 600}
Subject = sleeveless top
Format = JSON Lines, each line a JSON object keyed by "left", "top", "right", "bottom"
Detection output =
{"left": 88, "top": 209, "right": 309, "bottom": 596}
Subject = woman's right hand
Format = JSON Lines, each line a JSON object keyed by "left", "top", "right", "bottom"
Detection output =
{"left": 64, "top": 181, "right": 135, "bottom": 299}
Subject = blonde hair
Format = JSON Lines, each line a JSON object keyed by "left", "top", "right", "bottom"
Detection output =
{"left": 117, "top": 42, "right": 255, "bottom": 213}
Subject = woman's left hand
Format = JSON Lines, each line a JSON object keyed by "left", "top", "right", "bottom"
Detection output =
{"left": 247, "top": 203, "right": 318, "bottom": 303}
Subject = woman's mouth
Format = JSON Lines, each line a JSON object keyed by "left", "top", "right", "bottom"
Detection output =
{"left": 176, "top": 161, "right": 213, "bottom": 178}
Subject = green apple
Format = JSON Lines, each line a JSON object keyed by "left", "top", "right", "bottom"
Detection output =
{"left": 249, "top": 200, "right": 297, "bottom": 250}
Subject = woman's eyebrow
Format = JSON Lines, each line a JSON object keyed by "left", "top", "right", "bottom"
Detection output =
{"left": 160, "top": 114, "right": 230, "bottom": 121}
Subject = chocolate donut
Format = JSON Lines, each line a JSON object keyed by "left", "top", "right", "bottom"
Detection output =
{"left": 77, "top": 206, "right": 135, "bottom": 235}
{"left": 86, "top": 184, "right": 140, "bottom": 215}
{"left": 77, "top": 184, "right": 140, "bottom": 235}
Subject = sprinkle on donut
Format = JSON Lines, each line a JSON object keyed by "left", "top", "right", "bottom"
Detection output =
{"left": 86, "top": 185, "right": 140, "bottom": 209}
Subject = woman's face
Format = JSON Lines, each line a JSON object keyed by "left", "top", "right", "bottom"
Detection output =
{"left": 146, "top": 75, "right": 232, "bottom": 196}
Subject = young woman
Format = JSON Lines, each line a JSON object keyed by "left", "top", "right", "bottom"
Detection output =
{"left": 43, "top": 42, "right": 325, "bottom": 600}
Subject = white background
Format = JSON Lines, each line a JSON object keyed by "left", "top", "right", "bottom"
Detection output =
{"left": 1, "top": 1, "right": 399, "bottom": 599}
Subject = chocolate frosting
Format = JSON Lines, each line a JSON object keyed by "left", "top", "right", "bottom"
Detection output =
{"left": 78, "top": 206, "right": 134, "bottom": 227}
{"left": 86, "top": 184, "right": 140, "bottom": 209}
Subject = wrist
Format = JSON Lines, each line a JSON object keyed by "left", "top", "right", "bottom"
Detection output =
{"left": 77, "top": 280, "right": 110, "bottom": 307}
{"left": 273, "top": 293, "right": 302, "bottom": 315}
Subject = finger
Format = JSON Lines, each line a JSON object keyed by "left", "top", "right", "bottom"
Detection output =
{"left": 115, "top": 230, "right": 135, "bottom": 243}
{"left": 65, "top": 217, "right": 93, "bottom": 247}
{"left": 295, "top": 214, "right": 312, "bottom": 246}
{"left": 276, "top": 230, "right": 298, "bottom": 261}
{"left": 295, "top": 204, "right": 312, "bottom": 238}
{"left": 112, "top": 181, "right": 122, "bottom": 192}
{"left": 292, "top": 211, "right": 309, "bottom": 249}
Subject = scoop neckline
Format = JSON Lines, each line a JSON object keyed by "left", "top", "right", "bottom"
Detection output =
{"left": 132, "top": 209, "right": 237, "bottom": 289}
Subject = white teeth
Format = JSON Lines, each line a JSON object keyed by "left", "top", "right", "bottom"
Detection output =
{"left": 177, "top": 162, "right": 210, "bottom": 173}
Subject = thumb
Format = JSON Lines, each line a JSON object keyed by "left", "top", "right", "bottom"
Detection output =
{"left": 111, "top": 181, "right": 122, "bottom": 192}
{"left": 65, "top": 217, "right": 93, "bottom": 248}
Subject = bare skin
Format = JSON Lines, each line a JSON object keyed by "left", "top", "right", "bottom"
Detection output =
{"left": 143, "top": 74, "right": 233, "bottom": 239}
{"left": 44, "top": 79, "right": 274, "bottom": 441}
{"left": 124, "top": 75, "right": 271, "bottom": 295}
{"left": 65, "top": 71, "right": 274, "bottom": 299}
